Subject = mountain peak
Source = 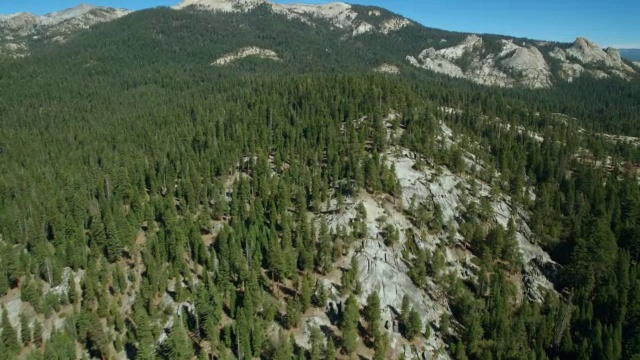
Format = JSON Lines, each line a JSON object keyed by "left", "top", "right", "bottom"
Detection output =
{"left": 574, "top": 36, "right": 599, "bottom": 49}
{"left": 174, "top": 0, "right": 267, "bottom": 11}
{"left": 173, "top": 0, "right": 409, "bottom": 36}
{"left": 41, "top": 3, "right": 98, "bottom": 25}
{"left": 1, "top": 2, "right": 130, "bottom": 55}
{"left": 0, "top": 12, "right": 40, "bottom": 29}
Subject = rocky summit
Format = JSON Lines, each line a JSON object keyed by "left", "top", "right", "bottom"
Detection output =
{"left": 0, "top": 4, "right": 129, "bottom": 56}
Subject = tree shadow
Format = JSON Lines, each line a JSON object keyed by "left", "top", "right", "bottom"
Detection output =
{"left": 124, "top": 341, "right": 138, "bottom": 360}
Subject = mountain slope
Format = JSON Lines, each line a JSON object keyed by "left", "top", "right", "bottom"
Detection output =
{"left": 4, "top": 3, "right": 640, "bottom": 135}
{"left": 170, "top": 0, "right": 638, "bottom": 88}
{"left": 0, "top": 2, "right": 639, "bottom": 360}
{"left": 1, "top": 0, "right": 637, "bottom": 90}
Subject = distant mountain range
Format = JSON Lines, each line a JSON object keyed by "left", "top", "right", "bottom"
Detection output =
{"left": 1, "top": 0, "right": 638, "bottom": 89}
{"left": 620, "top": 49, "right": 640, "bottom": 61}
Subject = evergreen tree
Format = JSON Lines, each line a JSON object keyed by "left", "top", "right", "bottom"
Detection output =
{"left": 309, "top": 327, "right": 324, "bottom": 360}
{"left": 373, "top": 331, "right": 389, "bottom": 360}
{"left": 32, "top": 321, "right": 43, "bottom": 347}
{"left": 67, "top": 277, "right": 77, "bottom": 305}
{"left": 325, "top": 337, "right": 336, "bottom": 360}
{"left": 167, "top": 316, "right": 193, "bottom": 360}
{"left": 20, "top": 313, "right": 30, "bottom": 347}
{"left": 405, "top": 309, "right": 423, "bottom": 340}
{"left": 364, "top": 292, "right": 382, "bottom": 339}
{"left": 1, "top": 306, "right": 19, "bottom": 356}
{"left": 341, "top": 295, "right": 359, "bottom": 355}
{"left": 300, "top": 274, "right": 313, "bottom": 311}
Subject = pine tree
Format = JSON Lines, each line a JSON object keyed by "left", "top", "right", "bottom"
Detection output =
{"left": 273, "top": 330, "right": 293, "bottom": 360}
{"left": 405, "top": 309, "right": 422, "bottom": 340}
{"left": 1, "top": 306, "right": 19, "bottom": 355}
{"left": 400, "top": 295, "right": 411, "bottom": 325}
{"left": 19, "top": 313, "right": 30, "bottom": 346}
{"left": 314, "top": 282, "right": 327, "bottom": 307}
{"left": 137, "top": 335, "right": 155, "bottom": 360}
{"left": 67, "top": 276, "right": 77, "bottom": 305}
{"left": 364, "top": 292, "right": 382, "bottom": 339}
{"left": 309, "top": 327, "right": 324, "bottom": 360}
{"left": 235, "top": 308, "right": 252, "bottom": 360}
{"left": 341, "top": 295, "right": 359, "bottom": 355}
{"left": 316, "top": 220, "right": 333, "bottom": 274}
{"left": 0, "top": 269, "right": 9, "bottom": 297}
{"left": 300, "top": 274, "right": 313, "bottom": 311}
{"left": 32, "top": 320, "right": 42, "bottom": 347}
{"left": 453, "top": 339, "right": 469, "bottom": 360}
{"left": 373, "top": 331, "right": 389, "bottom": 360}
{"left": 325, "top": 337, "right": 336, "bottom": 360}
{"left": 167, "top": 316, "right": 193, "bottom": 360}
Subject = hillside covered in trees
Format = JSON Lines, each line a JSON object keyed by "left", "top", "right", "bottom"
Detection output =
{"left": 0, "top": 3, "right": 640, "bottom": 360}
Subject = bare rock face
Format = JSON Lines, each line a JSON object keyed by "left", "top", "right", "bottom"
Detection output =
{"left": 549, "top": 47, "right": 567, "bottom": 62}
{"left": 409, "top": 35, "right": 637, "bottom": 88}
{"left": 387, "top": 143, "right": 557, "bottom": 302}
{"left": 566, "top": 37, "right": 610, "bottom": 66}
{"left": 0, "top": 4, "right": 130, "bottom": 56}
{"left": 501, "top": 46, "right": 552, "bottom": 88}
{"left": 406, "top": 35, "right": 481, "bottom": 80}
{"left": 321, "top": 192, "right": 451, "bottom": 359}
{"left": 310, "top": 117, "right": 559, "bottom": 357}
{"left": 559, "top": 62, "right": 585, "bottom": 82}
{"left": 380, "top": 17, "right": 411, "bottom": 34}
{"left": 175, "top": 0, "right": 265, "bottom": 12}
{"left": 566, "top": 37, "right": 606, "bottom": 64}
{"left": 565, "top": 37, "right": 635, "bottom": 73}
{"left": 212, "top": 46, "right": 280, "bottom": 65}
{"left": 588, "top": 69, "right": 610, "bottom": 79}
{"left": 0, "top": 12, "right": 40, "bottom": 31}
{"left": 606, "top": 47, "right": 623, "bottom": 63}
{"left": 407, "top": 36, "right": 552, "bottom": 89}
{"left": 175, "top": 0, "right": 412, "bottom": 36}
{"left": 0, "top": 4, "right": 130, "bottom": 32}
{"left": 373, "top": 63, "right": 401, "bottom": 74}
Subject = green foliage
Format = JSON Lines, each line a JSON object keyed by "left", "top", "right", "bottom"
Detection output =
{"left": 309, "top": 327, "right": 324, "bottom": 360}
{"left": 341, "top": 295, "right": 360, "bottom": 355}
{"left": 364, "top": 292, "right": 382, "bottom": 339}
{"left": 325, "top": 337, "right": 336, "bottom": 360}
{"left": 20, "top": 313, "right": 31, "bottom": 347}
{"left": 32, "top": 321, "right": 42, "bottom": 347}
{"left": 383, "top": 224, "right": 400, "bottom": 246}
{"left": 0, "top": 6, "right": 638, "bottom": 360}
{"left": 1, "top": 306, "right": 19, "bottom": 356}
{"left": 43, "top": 331, "right": 76, "bottom": 360}
{"left": 405, "top": 309, "right": 423, "bottom": 341}
{"left": 341, "top": 256, "right": 361, "bottom": 296}
{"left": 167, "top": 316, "right": 194, "bottom": 360}
{"left": 313, "top": 282, "right": 327, "bottom": 308}
{"left": 373, "top": 331, "right": 390, "bottom": 360}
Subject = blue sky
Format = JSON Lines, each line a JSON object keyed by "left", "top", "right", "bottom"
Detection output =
{"left": 2, "top": 0, "right": 638, "bottom": 48}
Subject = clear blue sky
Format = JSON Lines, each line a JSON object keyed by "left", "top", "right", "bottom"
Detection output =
{"left": 2, "top": 0, "right": 638, "bottom": 48}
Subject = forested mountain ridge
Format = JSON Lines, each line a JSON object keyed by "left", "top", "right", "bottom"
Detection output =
{"left": 1, "top": 0, "right": 639, "bottom": 88}
{"left": 5, "top": 2, "right": 638, "bottom": 136}
{"left": 1, "top": 1, "right": 640, "bottom": 360}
